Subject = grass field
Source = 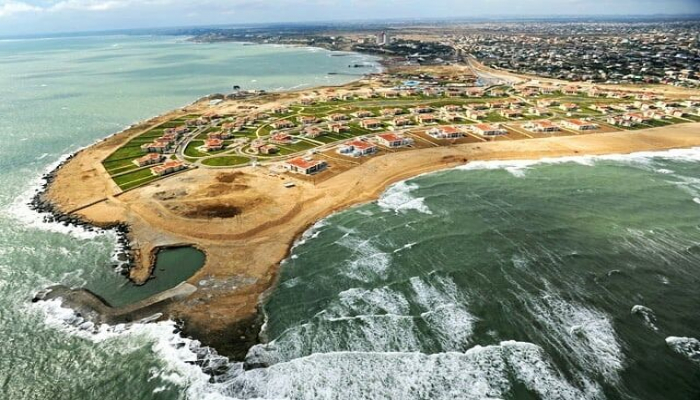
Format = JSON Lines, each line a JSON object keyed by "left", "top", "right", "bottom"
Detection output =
{"left": 113, "top": 168, "right": 159, "bottom": 190}
{"left": 201, "top": 156, "right": 251, "bottom": 167}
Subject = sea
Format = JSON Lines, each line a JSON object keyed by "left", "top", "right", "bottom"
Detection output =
{"left": 1, "top": 34, "right": 699, "bottom": 400}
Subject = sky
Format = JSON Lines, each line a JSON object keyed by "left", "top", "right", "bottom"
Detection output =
{"left": 0, "top": 0, "right": 699, "bottom": 36}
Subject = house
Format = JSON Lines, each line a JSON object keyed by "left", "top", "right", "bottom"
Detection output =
{"left": 466, "top": 110, "right": 487, "bottom": 120}
{"left": 589, "top": 104, "right": 612, "bottom": 113}
{"left": 208, "top": 131, "right": 232, "bottom": 140}
{"left": 328, "top": 123, "right": 350, "bottom": 134}
{"left": 441, "top": 105, "right": 463, "bottom": 113}
{"left": 562, "top": 119, "right": 599, "bottom": 131}
{"left": 300, "top": 97, "right": 315, "bottom": 106}
{"left": 466, "top": 88, "right": 485, "bottom": 97}
{"left": 220, "top": 123, "right": 236, "bottom": 133}
{"left": 537, "top": 99, "right": 559, "bottom": 108}
{"left": 272, "top": 106, "right": 289, "bottom": 114}
{"left": 286, "top": 157, "right": 328, "bottom": 175}
{"left": 258, "top": 145, "right": 279, "bottom": 155}
{"left": 410, "top": 105, "right": 433, "bottom": 115}
{"left": 529, "top": 107, "right": 551, "bottom": 117}
{"left": 499, "top": 109, "right": 523, "bottom": 119}
{"left": 141, "top": 142, "right": 169, "bottom": 153}
{"left": 523, "top": 121, "right": 560, "bottom": 133}
{"left": 297, "top": 116, "right": 318, "bottom": 126}
{"left": 354, "top": 110, "right": 374, "bottom": 118}
{"left": 391, "top": 117, "right": 412, "bottom": 127}
{"left": 166, "top": 126, "right": 189, "bottom": 136}
{"left": 327, "top": 113, "right": 349, "bottom": 122}
{"left": 383, "top": 90, "right": 400, "bottom": 99}
{"left": 270, "top": 132, "right": 293, "bottom": 144}
{"left": 303, "top": 127, "right": 325, "bottom": 138}
{"left": 151, "top": 161, "right": 186, "bottom": 177}
{"left": 204, "top": 138, "right": 224, "bottom": 151}
{"left": 360, "top": 119, "right": 383, "bottom": 129}
{"left": 465, "top": 103, "right": 489, "bottom": 111}
{"left": 559, "top": 103, "right": 579, "bottom": 112}
{"left": 135, "top": 153, "right": 165, "bottom": 167}
{"left": 428, "top": 126, "right": 463, "bottom": 139}
{"left": 643, "top": 110, "right": 666, "bottom": 120}
{"left": 271, "top": 119, "right": 294, "bottom": 129}
{"left": 376, "top": 133, "right": 413, "bottom": 148}
{"left": 381, "top": 108, "right": 404, "bottom": 116}
{"left": 625, "top": 113, "right": 651, "bottom": 124}
{"left": 472, "top": 123, "right": 507, "bottom": 136}
{"left": 607, "top": 116, "right": 634, "bottom": 127}
{"left": 337, "top": 140, "right": 377, "bottom": 157}
{"left": 562, "top": 86, "right": 580, "bottom": 95}
{"left": 415, "top": 114, "right": 437, "bottom": 124}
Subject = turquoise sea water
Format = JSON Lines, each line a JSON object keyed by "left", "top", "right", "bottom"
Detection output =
{"left": 1, "top": 35, "right": 700, "bottom": 400}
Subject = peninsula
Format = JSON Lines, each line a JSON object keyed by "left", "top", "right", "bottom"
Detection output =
{"left": 38, "top": 58, "right": 700, "bottom": 358}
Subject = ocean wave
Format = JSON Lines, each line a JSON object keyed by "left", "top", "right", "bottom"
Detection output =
{"left": 377, "top": 181, "right": 432, "bottom": 215}
{"left": 631, "top": 305, "right": 659, "bottom": 332}
{"left": 214, "top": 341, "right": 599, "bottom": 400}
{"left": 336, "top": 234, "right": 391, "bottom": 282}
{"left": 666, "top": 336, "right": 700, "bottom": 366}
{"left": 523, "top": 290, "right": 625, "bottom": 384}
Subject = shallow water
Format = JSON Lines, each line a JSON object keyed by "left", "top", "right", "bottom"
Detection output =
{"left": 0, "top": 34, "right": 378, "bottom": 399}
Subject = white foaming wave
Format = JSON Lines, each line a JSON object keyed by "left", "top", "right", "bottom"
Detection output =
{"left": 524, "top": 291, "right": 624, "bottom": 384}
{"left": 34, "top": 299, "right": 231, "bottom": 399}
{"left": 455, "top": 146, "right": 700, "bottom": 177}
{"left": 325, "top": 286, "right": 411, "bottom": 318}
{"left": 336, "top": 234, "right": 391, "bottom": 282}
{"left": 217, "top": 341, "right": 595, "bottom": 400}
{"left": 666, "top": 336, "right": 700, "bottom": 366}
{"left": 377, "top": 181, "right": 432, "bottom": 215}
{"left": 631, "top": 305, "right": 659, "bottom": 332}
{"left": 410, "top": 276, "right": 476, "bottom": 351}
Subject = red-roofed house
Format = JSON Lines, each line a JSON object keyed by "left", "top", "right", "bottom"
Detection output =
{"left": 523, "top": 121, "right": 560, "bottom": 133}
{"left": 286, "top": 157, "right": 328, "bottom": 175}
{"left": 135, "top": 153, "right": 165, "bottom": 167}
{"left": 270, "top": 133, "right": 293, "bottom": 144}
{"left": 360, "top": 119, "right": 383, "bottom": 129}
{"left": 204, "top": 138, "right": 224, "bottom": 151}
{"left": 562, "top": 119, "right": 599, "bottom": 131}
{"left": 151, "top": 161, "right": 186, "bottom": 176}
{"left": 376, "top": 133, "right": 413, "bottom": 148}
{"left": 338, "top": 140, "right": 377, "bottom": 157}
{"left": 471, "top": 123, "right": 507, "bottom": 136}
{"left": 428, "top": 126, "right": 463, "bottom": 139}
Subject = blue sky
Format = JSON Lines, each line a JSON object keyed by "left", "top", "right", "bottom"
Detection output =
{"left": 0, "top": 0, "right": 699, "bottom": 36}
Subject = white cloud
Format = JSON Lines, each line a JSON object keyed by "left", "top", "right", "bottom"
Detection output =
{"left": 0, "top": 1, "right": 41, "bottom": 17}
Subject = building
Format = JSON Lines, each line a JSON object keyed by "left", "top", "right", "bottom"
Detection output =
{"left": 528, "top": 107, "right": 551, "bottom": 117}
{"left": 338, "top": 140, "right": 377, "bottom": 157}
{"left": 559, "top": 103, "right": 579, "bottom": 112}
{"left": 354, "top": 110, "right": 374, "bottom": 118}
{"left": 376, "top": 31, "right": 389, "bottom": 46}
{"left": 204, "top": 138, "right": 224, "bottom": 151}
{"left": 328, "top": 123, "right": 350, "bottom": 134}
{"left": 428, "top": 126, "right": 463, "bottom": 139}
{"left": 472, "top": 123, "right": 508, "bottom": 136}
{"left": 607, "top": 116, "right": 635, "bottom": 127}
{"left": 523, "top": 121, "right": 560, "bottom": 133}
{"left": 141, "top": 142, "right": 169, "bottom": 153}
{"left": 376, "top": 133, "right": 413, "bottom": 148}
{"left": 360, "top": 119, "right": 383, "bottom": 129}
{"left": 562, "top": 119, "right": 599, "bottom": 131}
{"left": 327, "top": 113, "right": 349, "bottom": 122}
{"left": 270, "top": 133, "right": 293, "bottom": 144}
{"left": 303, "top": 127, "right": 325, "bottom": 138}
{"left": 391, "top": 117, "right": 412, "bottom": 127}
{"left": 271, "top": 119, "right": 294, "bottom": 129}
{"left": 499, "top": 109, "right": 523, "bottom": 119}
{"left": 286, "top": 157, "right": 328, "bottom": 175}
{"left": 381, "top": 108, "right": 404, "bottom": 116}
{"left": 135, "top": 153, "right": 165, "bottom": 167}
{"left": 151, "top": 161, "right": 186, "bottom": 177}
{"left": 410, "top": 105, "right": 433, "bottom": 114}
{"left": 415, "top": 114, "right": 437, "bottom": 124}
{"left": 297, "top": 116, "right": 318, "bottom": 126}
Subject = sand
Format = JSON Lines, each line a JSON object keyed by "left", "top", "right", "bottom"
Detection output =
{"left": 42, "top": 117, "right": 700, "bottom": 351}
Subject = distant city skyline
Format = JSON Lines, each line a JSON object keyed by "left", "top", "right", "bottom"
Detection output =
{"left": 0, "top": 0, "right": 699, "bottom": 36}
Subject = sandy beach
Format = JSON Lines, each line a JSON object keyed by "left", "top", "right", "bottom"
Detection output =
{"left": 42, "top": 114, "right": 700, "bottom": 354}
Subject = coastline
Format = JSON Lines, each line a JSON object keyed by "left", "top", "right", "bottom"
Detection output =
{"left": 36, "top": 117, "right": 700, "bottom": 358}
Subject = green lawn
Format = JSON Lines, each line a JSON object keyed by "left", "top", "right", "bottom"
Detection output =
{"left": 201, "top": 156, "right": 251, "bottom": 167}
{"left": 184, "top": 141, "right": 209, "bottom": 157}
{"left": 113, "top": 168, "right": 159, "bottom": 191}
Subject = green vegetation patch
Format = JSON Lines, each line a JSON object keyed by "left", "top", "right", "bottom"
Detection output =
{"left": 201, "top": 156, "right": 251, "bottom": 167}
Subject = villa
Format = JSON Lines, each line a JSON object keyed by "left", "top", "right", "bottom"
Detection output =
{"left": 381, "top": 108, "right": 404, "bottom": 116}
{"left": 607, "top": 116, "right": 635, "bottom": 127}
{"left": 499, "top": 109, "right": 523, "bottom": 118}
{"left": 297, "top": 116, "right": 319, "bottom": 126}
{"left": 300, "top": 98, "right": 315, "bottom": 106}
{"left": 465, "top": 110, "right": 487, "bottom": 120}
{"left": 523, "top": 121, "right": 561, "bottom": 133}
{"left": 391, "top": 117, "right": 412, "bottom": 127}
{"left": 204, "top": 138, "right": 224, "bottom": 151}
{"left": 562, "top": 119, "right": 599, "bottom": 131}
{"left": 271, "top": 119, "right": 294, "bottom": 129}
{"left": 135, "top": 153, "right": 165, "bottom": 167}
{"left": 537, "top": 99, "right": 559, "bottom": 108}
{"left": 286, "top": 157, "right": 328, "bottom": 175}
{"left": 208, "top": 131, "right": 232, "bottom": 140}
{"left": 303, "top": 127, "right": 325, "bottom": 138}
{"left": 625, "top": 113, "right": 652, "bottom": 124}
{"left": 327, "top": 113, "right": 349, "bottom": 122}
{"left": 272, "top": 106, "right": 289, "bottom": 114}
{"left": 258, "top": 144, "right": 279, "bottom": 155}
{"left": 441, "top": 105, "right": 463, "bottom": 113}
{"left": 410, "top": 105, "right": 433, "bottom": 114}
{"left": 360, "top": 119, "right": 383, "bottom": 129}
{"left": 376, "top": 133, "right": 413, "bottom": 148}
{"left": 415, "top": 114, "right": 437, "bottom": 124}
{"left": 151, "top": 161, "right": 186, "bottom": 177}
{"left": 529, "top": 107, "right": 551, "bottom": 117}
{"left": 471, "top": 123, "right": 508, "bottom": 136}
{"left": 560, "top": 103, "right": 579, "bottom": 112}
{"left": 354, "top": 110, "right": 374, "bottom": 118}
{"left": 337, "top": 140, "right": 377, "bottom": 157}
{"left": 141, "top": 142, "right": 169, "bottom": 153}
{"left": 428, "top": 126, "right": 463, "bottom": 139}
{"left": 270, "top": 132, "right": 293, "bottom": 144}
{"left": 328, "top": 123, "right": 350, "bottom": 133}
